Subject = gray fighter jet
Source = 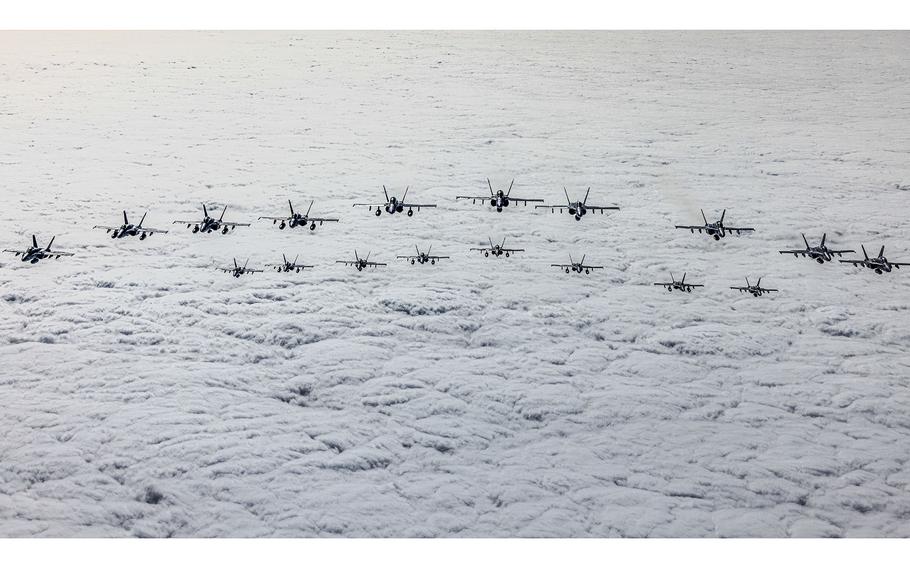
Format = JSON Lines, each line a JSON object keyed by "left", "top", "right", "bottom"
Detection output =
{"left": 675, "top": 209, "right": 754, "bottom": 240}
{"left": 457, "top": 178, "right": 543, "bottom": 212}
{"left": 354, "top": 186, "right": 436, "bottom": 217}
{"left": 536, "top": 188, "right": 620, "bottom": 221}
{"left": 4, "top": 235, "right": 74, "bottom": 264}
{"left": 779, "top": 233, "right": 854, "bottom": 264}
{"left": 218, "top": 258, "right": 263, "bottom": 278}
{"left": 471, "top": 237, "right": 524, "bottom": 258}
{"left": 94, "top": 211, "right": 168, "bottom": 240}
{"left": 397, "top": 245, "right": 449, "bottom": 265}
{"left": 653, "top": 272, "right": 704, "bottom": 293}
{"left": 730, "top": 277, "right": 778, "bottom": 297}
{"left": 336, "top": 250, "right": 387, "bottom": 271}
{"left": 174, "top": 204, "right": 250, "bottom": 234}
{"left": 259, "top": 200, "right": 339, "bottom": 231}
{"left": 266, "top": 254, "right": 314, "bottom": 273}
{"left": 551, "top": 254, "right": 604, "bottom": 274}
{"left": 840, "top": 245, "right": 910, "bottom": 274}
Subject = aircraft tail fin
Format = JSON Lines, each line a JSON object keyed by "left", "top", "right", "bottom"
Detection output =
{"left": 757, "top": 276, "right": 762, "bottom": 287}
{"left": 427, "top": 244, "right": 432, "bottom": 256}
{"left": 203, "top": 203, "right": 209, "bottom": 218}
{"left": 305, "top": 200, "right": 314, "bottom": 217}
{"left": 701, "top": 209, "right": 708, "bottom": 224}
{"left": 862, "top": 244, "right": 868, "bottom": 259}
{"left": 802, "top": 233, "right": 810, "bottom": 249}
{"left": 32, "top": 235, "right": 38, "bottom": 248}
{"left": 123, "top": 210, "right": 129, "bottom": 225}
{"left": 243, "top": 258, "right": 249, "bottom": 270}
{"left": 354, "top": 249, "right": 359, "bottom": 262}
{"left": 821, "top": 233, "right": 827, "bottom": 247}
{"left": 670, "top": 271, "right": 676, "bottom": 283}
{"left": 45, "top": 236, "right": 55, "bottom": 251}
{"left": 219, "top": 206, "right": 227, "bottom": 221}
{"left": 138, "top": 211, "right": 147, "bottom": 227}
{"left": 682, "top": 272, "right": 686, "bottom": 284}
{"left": 233, "top": 258, "right": 238, "bottom": 269}
{"left": 487, "top": 178, "right": 494, "bottom": 196}
{"left": 580, "top": 254, "right": 586, "bottom": 266}
{"left": 489, "top": 236, "right": 494, "bottom": 249}
{"left": 879, "top": 245, "right": 885, "bottom": 258}
{"left": 293, "top": 254, "right": 299, "bottom": 266}
{"left": 288, "top": 200, "right": 295, "bottom": 216}
{"left": 564, "top": 187, "right": 571, "bottom": 205}
{"left": 383, "top": 185, "right": 390, "bottom": 203}
{"left": 506, "top": 179, "right": 514, "bottom": 196}
{"left": 720, "top": 209, "right": 726, "bottom": 224}
{"left": 401, "top": 186, "right": 409, "bottom": 203}
{"left": 583, "top": 187, "right": 590, "bottom": 205}
{"left": 283, "top": 253, "right": 287, "bottom": 264}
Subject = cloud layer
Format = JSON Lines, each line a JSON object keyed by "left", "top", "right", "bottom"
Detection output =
{"left": 1, "top": 31, "right": 909, "bottom": 537}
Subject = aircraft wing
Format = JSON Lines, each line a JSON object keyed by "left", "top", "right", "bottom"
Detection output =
{"left": 456, "top": 195, "right": 490, "bottom": 203}
{"left": 653, "top": 282, "right": 673, "bottom": 286}
{"left": 582, "top": 265, "right": 604, "bottom": 270}
{"left": 730, "top": 286, "right": 749, "bottom": 291}
{"left": 675, "top": 224, "right": 706, "bottom": 230}
{"left": 507, "top": 196, "right": 544, "bottom": 205}
{"left": 140, "top": 227, "right": 168, "bottom": 234}
{"left": 428, "top": 255, "right": 450, "bottom": 260}
{"left": 688, "top": 284, "right": 705, "bottom": 287}
{"left": 3, "top": 249, "right": 26, "bottom": 255}
{"left": 245, "top": 268, "right": 264, "bottom": 273}
{"left": 502, "top": 248, "right": 524, "bottom": 253}
{"left": 220, "top": 221, "right": 250, "bottom": 228}
{"left": 365, "top": 261, "right": 387, "bottom": 267}
{"left": 762, "top": 288, "right": 779, "bottom": 292}
{"left": 396, "top": 255, "right": 419, "bottom": 260}
{"left": 838, "top": 259, "right": 866, "bottom": 266}
{"left": 585, "top": 205, "right": 620, "bottom": 211}
{"left": 551, "top": 263, "right": 572, "bottom": 268}
{"left": 828, "top": 248, "right": 855, "bottom": 255}
{"left": 259, "top": 215, "right": 291, "bottom": 222}
{"left": 400, "top": 203, "right": 437, "bottom": 210}
{"left": 778, "top": 248, "right": 807, "bottom": 255}
{"left": 292, "top": 264, "right": 315, "bottom": 269}
{"left": 469, "top": 247, "right": 490, "bottom": 252}
{"left": 726, "top": 226, "right": 754, "bottom": 233}
{"left": 309, "top": 217, "right": 340, "bottom": 223}
{"left": 891, "top": 262, "right": 910, "bottom": 268}
{"left": 93, "top": 225, "right": 119, "bottom": 232}
{"left": 336, "top": 260, "right": 358, "bottom": 265}
{"left": 173, "top": 219, "right": 200, "bottom": 225}
{"left": 352, "top": 203, "right": 385, "bottom": 209}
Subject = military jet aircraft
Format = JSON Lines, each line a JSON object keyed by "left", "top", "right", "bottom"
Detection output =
{"left": 336, "top": 250, "right": 387, "bottom": 271}
{"left": 217, "top": 258, "right": 263, "bottom": 278}
{"left": 470, "top": 237, "right": 524, "bottom": 258}
{"left": 536, "top": 188, "right": 620, "bottom": 221}
{"left": 93, "top": 211, "right": 168, "bottom": 240}
{"left": 266, "top": 254, "right": 314, "bottom": 273}
{"left": 675, "top": 209, "right": 754, "bottom": 240}
{"left": 779, "top": 233, "right": 854, "bottom": 264}
{"left": 653, "top": 272, "right": 704, "bottom": 293}
{"left": 258, "top": 200, "right": 339, "bottom": 231}
{"left": 174, "top": 204, "right": 250, "bottom": 234}
{"left": 3, "top": 235, "right": 74, "bottom": 264}
{"left": 551, "top": 254, "right": 604, "bottom": 274}
{"left": 456, "top": 179, "right": 543, "bottom": 212}
{"left": 397, "top": 245, "right": 449, "bottom": 265}
{"left": 839, "top": 245, "right": 910, "bottom": 274}
{"left": 730, "top": 277, "right": 778, "bottom": 297}
{"left": 353, "top": 186, "right": 436, "bottom": 217}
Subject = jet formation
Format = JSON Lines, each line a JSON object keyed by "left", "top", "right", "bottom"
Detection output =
{"left": 5, "top": 180, "right": 907, "bottom": 297}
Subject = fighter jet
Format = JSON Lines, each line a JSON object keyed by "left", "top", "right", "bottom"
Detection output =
{"left": 397, "top": 245, "right": 449, "bottom": 265}
{"left": 217, "top": 258, "right": 263, "bottom": 278}
{"left": 93, "top": 211, "right": 168, "bottom": 240}
{"left": 258, "top": 200, "right": 339, "bottom": 231}
{"left": 551, "top": 254, "right": 604, "bottom": 274}
{"left": 470, "top": 237, "right": 524, "bottom": 258}
{"left": 730, "top": 277, "right": 778, "bottom": 297}
{"left": 675, "top": 209, "right": 754, "bottom": 240}
{"left": 779, "top": 233, "right": 854, "bottom": 264}
{"left": 839, "top": 245, "right": 910, "bottom": 274}
{"left": 3, "top": 235, "right": 74, "bottom": 264}
{"left": 336, "top": 250, "right": 387, "bottom": 271}
{"left": 173, "top": 204, "right": 250, "bottom": 234}
{"left": 653, "top": 272, "right": 704, "bottom": 293}
{"left": 266, "top": 254, "right": 314, "bottom": 273}
{"left": 536, "top": 187, "right": 620, "bottom": 221}
{"left": 456, "top": 179, "right": 543, "bottom": 212}
{"left": 353, "top": 186, "right": 436, "bottom": 217}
